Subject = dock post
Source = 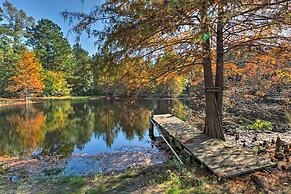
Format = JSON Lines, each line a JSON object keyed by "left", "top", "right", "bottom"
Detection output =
{"left": 149, "top": 111, "right": 156, "bottom": 141}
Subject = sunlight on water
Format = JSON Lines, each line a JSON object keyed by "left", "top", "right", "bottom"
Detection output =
{"left": 0, "top": 98, "right": 194, "bottom": 175}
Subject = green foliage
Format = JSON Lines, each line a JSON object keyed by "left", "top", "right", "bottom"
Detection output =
{"left": 160, "top": 168, "right": 211, "bottom": 194}
{"left": 0, "top": 37, "right": 19, "bottom": 97}
{"left": 247, "top": 119, "right": 273, "bottom": 131}
{"left": 86, "top": 189, "right": 103, "bottom": 194}
{"left": 71, "top": 44, "right": 94, "bottom": 95}
{"left": 29, "top": 19, "right": 74, "bottom": 72}
{"left": 1, "top": 1, "right": 35, "bottom": 48}
{"left": 91, "top": 51, "right": 117, "bottom": 96}
{"left": 57, "top": 176, "right": 84, "bottom": 186}
{"left": 44, "top": 71, "right": 71, "bottom": 96}
{"left": 29, "top": 19, "right": 74, "bottom": 96}
{"left": 0, "top": 1, "right": 194, "bottom": 98}
{"left": 68, "top": 176, "right": 86, "bottom": 188}
{"left": 119, "top": 168, "right": 137, "bottom": 179}
{"left": 202, "top": 32, "right": 211, "bottom": 42}
{"left": 0, "top": 1, "right": 35, "bottom": 97}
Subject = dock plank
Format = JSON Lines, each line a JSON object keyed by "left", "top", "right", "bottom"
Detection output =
{"left": 152, "top": 114, "right": 276, "bottom": 178}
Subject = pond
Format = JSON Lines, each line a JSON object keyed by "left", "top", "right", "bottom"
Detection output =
{"left": 0, "top": 98, "right": 193, "bottom": 177}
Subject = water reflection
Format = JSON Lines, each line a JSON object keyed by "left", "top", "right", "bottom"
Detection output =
{"left": 9, "top": 110, "right": 46, "bottom": 154}
{"left": 0, "top": 99, "right": 191, "bottom": 157}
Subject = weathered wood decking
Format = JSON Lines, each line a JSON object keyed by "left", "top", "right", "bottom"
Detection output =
{"left": 152, "top": 114, "right": 276, "bottom": 178}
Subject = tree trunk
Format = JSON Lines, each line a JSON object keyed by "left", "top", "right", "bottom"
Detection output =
{"left": 215, "top": 1, "right": 224, "bottom": 121}
{"left": 24, "top": 89, "right": 28, "bottom": 102}
{"left": 200, "top": 4, "right": 225, "bottom": 140}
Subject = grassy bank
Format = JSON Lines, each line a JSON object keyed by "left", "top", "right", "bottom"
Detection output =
{"left": 0, "top": 161, "right": 218, "bottom": 194}
{"left": 1, "top": 159, "right": 289, "bottom": 194}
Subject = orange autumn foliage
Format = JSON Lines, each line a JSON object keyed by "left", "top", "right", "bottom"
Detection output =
{"left": 188, "top": 50, "right": 290, "bottom": 92}
{"left": 7, "top": 50, "right": 44, "bottom": 98}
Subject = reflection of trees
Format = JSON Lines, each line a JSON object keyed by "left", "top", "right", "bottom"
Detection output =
{"left": 93, "top": 103, "right": 118, "bottom": 147}
{"left": 92, "top": 99, "right": 189, "bottom": 148}
{"left": 93, "top": 100, "right": 151, "bottom": 147}
{"left": 10, "top": 111, "right": 46, "bottom": 154}
{"left": 153, "top": 99, "right": 189, "bottom": 120}
{"left": 0, "top": 105, "right": 46, "bottom": 156}
{"left": 0, "top": 108, "right": 22, "bottom": 156}
{"left": 0, "top": 99, "right": 190, "bottom": 156}
{"left": 42, "top": 101, "right": 95, "bottom": 155}
{"left": 119, "top": 105, "right": 151, "bottom": 140}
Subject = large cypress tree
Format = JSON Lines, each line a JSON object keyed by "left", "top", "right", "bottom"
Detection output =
{"left": 63, "top": 0, "right": 289, "bottom": 140}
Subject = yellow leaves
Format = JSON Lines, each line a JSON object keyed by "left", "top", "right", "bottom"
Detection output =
{"left": 155, "top": 72, "right": 186, "bottom": 97}
{"left": 225, "top": 63, "right": 241, "bottom": 76}
{"left": 255, "top": 55, "right": 276, "bottom": 65}
{"left": 44, "top": 70, "right": 71, "bottom": 96}
{"left": 274, "top": 69, "right": 291, "bottom": 83}
{"left": 100, "top": 57, "right": 152, "bottom": 96}
{"left": 242, "top": 94, "right": 256, "bottom": 100}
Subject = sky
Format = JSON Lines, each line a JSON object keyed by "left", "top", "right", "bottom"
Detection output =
{"left": 0, "top": 0, "right": 105, "bottom": 55}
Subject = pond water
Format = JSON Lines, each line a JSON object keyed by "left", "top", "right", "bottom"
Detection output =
{"left": 0, "top": 98, "right": 193, "bottom": 176}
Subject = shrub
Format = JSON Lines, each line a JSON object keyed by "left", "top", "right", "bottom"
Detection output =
{"left": 248, "top": 119, "right": 272, "bottom": 131}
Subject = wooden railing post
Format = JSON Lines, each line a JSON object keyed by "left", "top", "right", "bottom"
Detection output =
{"left": 149, "top": 111, "right": 155, "bottom": 141}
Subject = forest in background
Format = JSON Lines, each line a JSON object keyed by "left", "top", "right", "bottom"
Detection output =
{"left": 0, "top": 0, "right": 290, "bottom": 99}
{"left": 0, "top": 1, "right": 189, "bottom": 98}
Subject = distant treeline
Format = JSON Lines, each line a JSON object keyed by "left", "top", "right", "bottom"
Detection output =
{"left": 0, "top": 1, "right": 196, "bottom": 98}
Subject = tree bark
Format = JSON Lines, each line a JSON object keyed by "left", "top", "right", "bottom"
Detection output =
{"left": 215, "top": 1, "right": 224, "bottom": 121}
{"left": 200, "top": 4, "right": 225, "bottom": 140}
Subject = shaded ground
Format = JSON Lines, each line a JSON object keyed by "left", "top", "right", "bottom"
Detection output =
{"left": 0, "top": 157, "right": 290, "bottom": 194}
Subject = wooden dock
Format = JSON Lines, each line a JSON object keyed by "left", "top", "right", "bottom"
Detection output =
{"left": 152, "top": 114, "right": 276, "bottom": 178}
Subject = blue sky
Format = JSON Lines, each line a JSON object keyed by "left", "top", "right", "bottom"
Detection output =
{"left": 0, "top": 0, "right": 105, "bottom": 55}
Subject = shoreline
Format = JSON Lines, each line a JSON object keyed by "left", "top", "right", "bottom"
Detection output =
{"left": 0, "top": 132, "right": 290, "bottom": 193}
{"left": 0, "top": 96, "right": 197, "bottom": 107}
{"left": 0, "top": 96, "right": 94, "bottom": 107}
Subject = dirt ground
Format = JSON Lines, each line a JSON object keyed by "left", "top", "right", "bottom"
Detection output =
{"left": 0, "top": 157, "right": 290, "bottom": 194}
